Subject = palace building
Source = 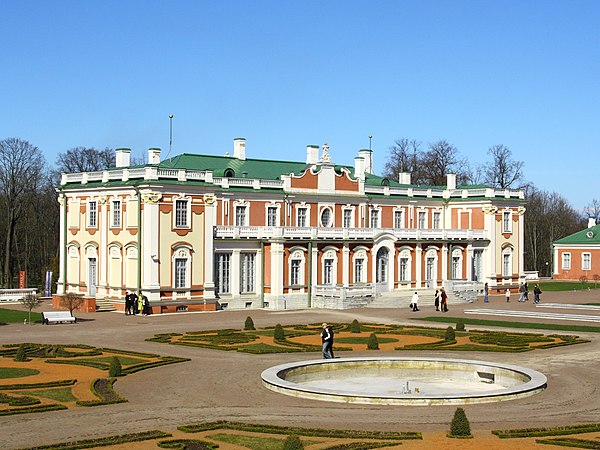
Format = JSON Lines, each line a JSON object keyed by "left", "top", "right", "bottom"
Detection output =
{"left": 553, "top": 218, "right": 600, "bottom": 281}
{"left": 55, "top": 139, "right": 526, "bottom": 313}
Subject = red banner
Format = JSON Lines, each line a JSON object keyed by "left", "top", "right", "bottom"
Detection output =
{"left": 19, "top": 271, "right": 26, "bottom": 289}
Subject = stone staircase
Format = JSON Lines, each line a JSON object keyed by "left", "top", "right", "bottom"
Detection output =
{"left": 366, "top": 288, "right": 468, "bottom": 309}
{"left": 95, "top": 298, "right": 117, "bottom": 312}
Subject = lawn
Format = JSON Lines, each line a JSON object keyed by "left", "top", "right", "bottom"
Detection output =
{"left": 0, "top": 307, "right": 42, "bottom": 324}
{"left": 418, "top": 316, "right": 600, "bottom": 333}
{"left": 538, "top": 281, "right": 600, "bottom": 291}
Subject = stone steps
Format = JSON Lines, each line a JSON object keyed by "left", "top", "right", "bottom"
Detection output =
{"left": 95, "top": 298, "right": 117, "bottom": 312}
{"left": 366, "top": 288, "right": 467, "bottom": 308}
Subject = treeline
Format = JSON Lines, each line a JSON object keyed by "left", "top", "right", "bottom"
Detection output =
{"left": 0, "top": 136, "right": 595, "bottom": 289}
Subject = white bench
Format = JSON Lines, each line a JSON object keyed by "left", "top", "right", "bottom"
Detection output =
{"left": 42, "top": 311, "right": 77, "bottom": 324}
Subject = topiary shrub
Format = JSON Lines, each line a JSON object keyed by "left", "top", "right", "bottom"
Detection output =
{"left": 445, "top": 326, "right": 456, "bottom": 342}
{"left": 274, "top": 324, "right": 285, "bottom": 341}
{"left": 349, "top": 319, "right": 361, "bottom": 333}
{"left": 108, "top": 356, "right": 122, "bottom": 377}
{"left": 367, "top": 333, "right": 379, "bottom": 350}
{"left": 14, "top": 344, "right": 28, "bottom": 362}
{"left": 448, "top": 407, "right": 472, "bottom": 438}
{"left": 244, "top": 316, "right": 255, "bottom": 330}
{"left": 456, "top": 319, "right": 465, "bottom": 331}
{"left": 283, "top": 434, "right": 304, "bottom": 450}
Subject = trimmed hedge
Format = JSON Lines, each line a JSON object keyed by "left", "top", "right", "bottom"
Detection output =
{"left": 13, "top": 430, "right": 172, "bottom": 449}
{"left": 178, "top": 420, "right": 421, "bottom": 440}
{"left": 535, "top": 437, "right": 600, "bottom": 448}
{"left": 0, "top": 379, "right": 76, "bottom": 391}
{"left": 76, "top": 378, "right": 126, "bottom": 407}
{"left": 0, "top": 403, "right": 67, "bottom": 416}
{"left": 322, "top": 443, "right": 400, "bottom": 450}
{"left": 492, "top": 423, "right": 600, "bottom": 438}
{"left": 448, "top": 407, "right": 472, "bottom": 438}
{"left": 157, "top": 439, "right": 218, "bottom": 449}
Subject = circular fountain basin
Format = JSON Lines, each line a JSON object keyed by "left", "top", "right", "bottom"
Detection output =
{"left": 261, "top": 357, "right": 547, "bottom": 405}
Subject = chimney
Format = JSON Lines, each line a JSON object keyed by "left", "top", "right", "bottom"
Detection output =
{"left": 306, "top": 145, "right": 319, "bottom": 164}
{"left": 358, "top": 149, "right": 373, "bottom": 174}
{"left": 354, "top": 156, "right": 365, "bottom": 179}
{"left": 148, "top": 148, "right": 161, "bottom": 165}
{"left": 115, "top": 148, "right": 131, "bottom": 168}
{"left": 589, "top": 218, "right": 597, "bottom": 228}
{"left": 233, "top": 138, "right": 246, "bottom": 160}
{"left": 398, "top": 172, "right": 411, "bottom": 184}
{"left": 446, "top": 173, "right": 457, "bottom": 190}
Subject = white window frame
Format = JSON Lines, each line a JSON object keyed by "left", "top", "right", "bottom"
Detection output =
{"left": 343, "top": 207, "right": 354, "bottom": 228}
{"left": 110, "top": 199, "right": 122, "bottom": 228}
{"left": 433, "top": 211, "right": 441, "bottom": 230}
{"left": 502, "top": 247, "right": 513, "bottom": 277}
{"left": 394, "top": 209, "right": 404, "bottom": 229}
{"left": 398, "top": 249, "right": 411, "bottom": 282}
{"left": 297, "top": 206, "right": 308, "bottom": 227}
{"left": 174, "top": 197, "right": 191, "bottom": 229}
{"left": 418, "top": 210, "right": 427, "bottom": 229}
{"left": 562, "top": 252, "right": 571, "bottom": 270}
{"left": 321, "top": 248, "right": 338, "bottom": 286}
{"left": 266, "top": 204, "right": 279, "bottom": 227}
{"left": 172, "top": 247, "right": 191, "bottom": 289}
{"left": 235, "top": 204, "right": 247, "bottom": 226}
{"left": 353, "top": 249, "right": 367, "bottom": 284}
{"left": 240, "top": 253, "right": 256, "bottom": 293}
{"left": 370, "top": 207, "right": 380, "bottom": 228}
{"left": 320, "top": 206, "right": 333, "bottom": 227}
{"left": 451, "top": 248, "right": 462, "bottom": 280}
{"left": 503, "top": 210, "right": 512, "bottom": 233}
{"left": 582, "top": 252, "right": 592, "bottom": 271}
{"left": 87, "top": 200, "right": 98, "bottom": 228}
{"left": 289, "top": 249, "right": 306, "bottom": 286}
{"left": 215, "top": 252, "right": 232, "bottom": 294}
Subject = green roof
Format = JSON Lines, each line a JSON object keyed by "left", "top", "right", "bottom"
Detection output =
{"left": 555, "top": 224, "right": 600, "bottom": 245}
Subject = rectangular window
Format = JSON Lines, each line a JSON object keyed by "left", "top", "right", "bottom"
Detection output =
{"left": 297, "top": 207, "right": 307, "bottom": 227}
{"left": 235, "top": 205, "right": 247, "bottom": 226}
{"left": 175, "top": 258, "right": 187, "bottom": 289}
{"left": 503, "top": 211, "right": 511, "bottom": 233}
{"left": 215, "top": 253, "right": 231, "bottom": 294}
{"left": 583, "top": 253, "right": 591, "bottom": 270}
{"left": 394, "top": 210, "right": 404, "bottom": 229}
{"left": 562, "top": 253, "right": 571, "bottom": 270}
{"left": 354, "top": 258, "right": 364, "bottom": 283}
{"left": 451, "top": 256, "right": 460, "bottom": 279}
{"left": 370, "top": 209, "right": 379, "bottom": 228}
{"left": 433, "top": 212, "right": 441, "bottom": 229}
{"left": 240, "top": 253, "right": 255, "bottom": 293}
{"left": 267, "top": 207, "right": 278, "bottom": 226}
{"left": 418, "top": 211, "right": 426, "bottom": 229}
{"left": 503, "top": 254, "right": 511, "bottom": 277}
{"left": 291, "top": 259, "right": 301, "bottom": 285}
{"left": 324, "top": 258, "right": 334, "bottom": 285}
{"left": 343, "top": 209, "right": 352, "bottom": 228}
{"left": 111, "top": 200, "right": 121, "bottom": 228}
{"left": 88, "top": 201, "right": 97, "bottom": 228}
{"left": 399, "top": 257, "right": 409, "bottom": 281}
{"left": 175, "top": 199, "right": 188, "bottom": 228}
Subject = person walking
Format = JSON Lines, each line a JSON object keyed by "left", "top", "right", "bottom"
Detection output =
{"left": 124, "top": 291, "right": 132, "bottom": 315}
{"left": 321, "top": 323, "right": 334, "bottom": 359}
{"left": 518, "top": 283, "right": 526, "bottom": 302}
{"left": 440, "top": 287, "right": 448, "bottom": 312}
{"left": 411, "top": 291, "right": 420, "bottom": 311}
{"left": 142, "top": 295, "right": 150, "bottom": 315}
{"left": 434, "top": 289, "right": 440, "bottom": 311}
{"left": 533, "top": 284, "right": 542, "bottom": 304}
{"left": 131, "top": 292, "right": 139, "bottom": 314}
{"left": 506, "top": 288, "right": 511, "bottom": 302}
{"left": 483, "top": 283, "right": 489, "bottom": 303}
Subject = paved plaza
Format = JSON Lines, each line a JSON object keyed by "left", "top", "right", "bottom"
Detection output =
{"left": 1, "top": 289, "right": 600, "bottom": 449}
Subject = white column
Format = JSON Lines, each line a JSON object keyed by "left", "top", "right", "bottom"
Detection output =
{"left": 203, "top": 198, "right": 216, "bottom": 299}
{"left": 518, "top": 209, "right": 525, "bottom": 277}
{"left": 311, "top": 244, "right": 319, "bottom": 288}
{"left": 342, "top": 244, "right": 350, "bottom": 287}
{"left": 415, "top": 244, "right": 423, "bottom": 288}
{"left": 142, "top": 197, "right": 160, "bottom": 300}
{"left": 466, "top": 244, "right": 473, "bottom": 281}
{"left": 441, "top": 243, "right": 448, "bottom": 283}
{"left": 57, "top": 195, "right": 66, "bottom": 295}
{"left": 98, "top": 199, "right": 108, "bottom": 298}
{"left": 270, "top": 241, "right": 284, "bottom": 297}
{"left": 231, "top": 249, "right": 241, "bottom": 296}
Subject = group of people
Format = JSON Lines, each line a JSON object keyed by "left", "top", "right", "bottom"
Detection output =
{"left": 409, "top": 287, "right": 448, "bottom": 312}
{"left": 505, "top": 282, "right": 542, "bottom": 304}
{"left": 125, "top": 291, "right": 151, "bottom": 315}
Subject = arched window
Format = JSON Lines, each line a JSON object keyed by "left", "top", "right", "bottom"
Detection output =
{"left": 451, "top": 248, "right": 463, "bottom": 280}
{"left": 502, "top": 246, "right": 513, "bottom": 277}
{"left": 289, "top": 249, "right": 306, "bottom": 286}
{"left": 398, "top": 248, "right": 411, "bottom": 282}
{"left": 376, "top": 247, "right": 389, "bottom": 283}
{"left": 224, "top": 168, "right": 235, "bottom": 178}
{"left": 321, "top": 248, "right": 338, "bottom": 285}
{"left": 172, "top": 246, "right": 192, "bottom": 289}
{"left": 353, "top": 249, "right": 367, "bottom": 284}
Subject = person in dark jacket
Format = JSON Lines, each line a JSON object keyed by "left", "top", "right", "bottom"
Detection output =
{"left": 321, "top": 322, "right": 334, "bottom": 359}
{"left": 533, "top": 284, "right": 542, "bottom": 304}
{"left": 124, "top": 291, "right": 132, "bottom": 315}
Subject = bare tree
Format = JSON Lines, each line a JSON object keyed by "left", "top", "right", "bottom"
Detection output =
{"left": 59, "top": 292, "right": 84, "bottom": 317}
{"left": 482, "top": 144, "right": 525, "bottom": 189}
{"left": 383, "top": 139, "right": 423, "bottom": 183}
{"left": 583, "top": 199, "right": 600, "bottom": 222}
{"left": 0, "top": 138, "right": 46, "bottom": 288}
{"left": 21, "top": 293, "right": 43, "bottom": 325}
{"left": 56, "top": 147, "right": 115, "bottom": 173}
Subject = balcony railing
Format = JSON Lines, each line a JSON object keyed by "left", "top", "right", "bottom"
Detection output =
{"left": 214, "top": 226, "right": 486, "bottom": 240}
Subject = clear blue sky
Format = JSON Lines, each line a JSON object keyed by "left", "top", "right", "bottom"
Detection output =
{"left": 2, "top": 0, "right": 598, "bottom": 209}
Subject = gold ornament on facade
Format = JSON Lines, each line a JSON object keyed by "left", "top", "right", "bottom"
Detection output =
{"left": 482, "top": 206, "right": 498, "bottom": 215}
{"left": 517, "top": 206, "right": 527, "bottom": 215}
{"left": 98, "top": 195, "right": 107, "bottom": 204}
{"left": 142, "top": 192, "right": 163, "bottom": 203}
{"left": 204, "top": 194, "right": 216, "bottom": 205}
